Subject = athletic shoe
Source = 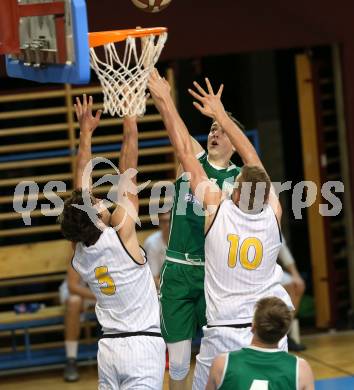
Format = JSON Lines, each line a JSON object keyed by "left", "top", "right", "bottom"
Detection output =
{"left": 64, "top": 358, "right": 79, "bottom": 382}
{"left": 288, "top": 336, "right": 307, "bottom": 352}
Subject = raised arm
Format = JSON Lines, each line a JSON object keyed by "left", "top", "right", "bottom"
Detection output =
{"left": 148, "top": 69, "right": 221, "bottom": 211}
{"left": 110, "top": 116, "right": 143, "bottom": 262}
{"left": 74, "top": 95, "right": 102, "bottom": 190}
{"left": 189, "top": 79, "right": 282, "bottom": 221}
{"left": 189, "top": 79, "right": 261, "bottom": 167}
{"left": 175, "top": 137, "right": 205, "bottom": 179}
{"left": 119, "top": 116, "right": 139, "bottom": 175}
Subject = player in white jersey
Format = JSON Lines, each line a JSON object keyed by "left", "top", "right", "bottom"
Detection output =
{"left": 58, "top": 95, "right": 165, "bottom": 389}
{"left": 148, "top": 71, "right": 293, "bottom": 389}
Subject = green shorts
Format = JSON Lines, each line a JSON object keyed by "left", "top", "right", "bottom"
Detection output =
{"left": 160, "top": 260, "right": 206, "bottom": 343}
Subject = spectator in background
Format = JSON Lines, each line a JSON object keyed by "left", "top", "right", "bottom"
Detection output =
{"left": 144, "top": 212, "right": 170, "bottom": 291}
{"left": 59, "top": 262, "right": 96, "bottom": 382}
{"left": 278, "top": 237, "right": 306, "bottom": 351}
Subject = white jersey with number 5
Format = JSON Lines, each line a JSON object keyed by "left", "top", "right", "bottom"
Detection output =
{"left": 205, "top": 200, "right": 293, "bottom": 325}
{"left": 72, "top": 227, "right": 160, "bottom": 334}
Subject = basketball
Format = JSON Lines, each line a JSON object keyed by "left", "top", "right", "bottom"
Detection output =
{"left": 130, "top": 0, "right": 172, "bottom": 13}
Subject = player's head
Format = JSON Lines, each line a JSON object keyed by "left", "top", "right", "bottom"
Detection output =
{"left": 233, "top": 165, "right": 271, "bottom": 212}
{"left": 207, "top": 112, "right": 241, "bottom": 161}
{"left": 58, "top": 189, "right": 111, "bottom": 246}
{"left": 252, "top": 297, "right": 292, "bottom": 345}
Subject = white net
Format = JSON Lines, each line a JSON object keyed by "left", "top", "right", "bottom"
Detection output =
{"left": 90, "top": 32, "right": 168, "bottom": 117}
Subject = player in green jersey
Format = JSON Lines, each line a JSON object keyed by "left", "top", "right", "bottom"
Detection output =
{"left": 206, "top": 297, "right": 314, "bottom": 390}
{"left": 149, "top": 70, "right": 261, "bottom": 390}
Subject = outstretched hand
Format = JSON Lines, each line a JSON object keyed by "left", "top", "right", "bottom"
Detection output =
{"left": 188, "top": 78, "right": 225, "bottom": 120}
{"left": 74, "top": 94, "right": 102, "bottom": 134}
{"left": 148, "top": 68, "right": 171, "bottom": 103}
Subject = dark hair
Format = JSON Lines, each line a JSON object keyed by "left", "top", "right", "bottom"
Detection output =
{"left": 237, "top": 165, "right": 271, "bottom": 210}
{"left": 58, "top": 189, "right": 103, "bottom": 246}
{"left": 254, "top": 297, "right": 292, "bottom": 344}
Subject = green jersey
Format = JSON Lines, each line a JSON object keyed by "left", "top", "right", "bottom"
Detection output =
{"left": 219, "top": 347, "right": 298, "bottom": 390}
{"left": 166, "top": 152, "right": 240, "bottom": 262}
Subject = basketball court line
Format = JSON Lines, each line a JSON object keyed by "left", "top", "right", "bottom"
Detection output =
{"left": 300, "top": 351, "right": 354, "bottom": 377}
{"left": 302, "top": 329, "right": 354, "bottom": 340}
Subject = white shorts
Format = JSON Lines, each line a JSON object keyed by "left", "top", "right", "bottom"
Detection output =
{"left": 98, "top": 335, "right": 166, "bottom": 390}
{"left": 59, "top": 280, "right": 71, "bottom": 304}
{"left": 192, "top": 325, "right": 288, "bottom": 390}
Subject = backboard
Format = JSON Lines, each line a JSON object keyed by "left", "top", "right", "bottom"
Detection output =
{"left": 2, "top": 0, "right": 90, "bottom": 84}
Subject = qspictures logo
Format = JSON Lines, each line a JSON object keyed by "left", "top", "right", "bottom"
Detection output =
{"left": 12, "top": 158, "right": 344, "bottom": 230}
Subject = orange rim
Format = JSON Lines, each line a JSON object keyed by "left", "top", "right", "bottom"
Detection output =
{"left": 88, "top": 27, "right": 167, "bottom": 48}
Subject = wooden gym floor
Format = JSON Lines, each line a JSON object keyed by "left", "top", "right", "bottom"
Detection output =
{"left": 1, "top": 331, "right": 354, "bottom": 390}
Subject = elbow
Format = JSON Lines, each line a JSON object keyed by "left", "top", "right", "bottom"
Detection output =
{"left": 176, "top": 139, "right": 194, "bottom": 162}
{"left": 67, "top": 283, "right": 76, "bottom": 296}
{"left": 243, "top": 152, "right": 262, "bottom": 167}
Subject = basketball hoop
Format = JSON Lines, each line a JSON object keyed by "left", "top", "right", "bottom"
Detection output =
{"left": 89, "top": 27, "right": 168, "bottom": 117}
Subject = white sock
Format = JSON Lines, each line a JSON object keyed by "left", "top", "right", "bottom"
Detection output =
{"left": 289, "top": 318, "right": 300, "bottom": 343}
{"left": 65, "top": 341, "right": 78, "bottom": 359}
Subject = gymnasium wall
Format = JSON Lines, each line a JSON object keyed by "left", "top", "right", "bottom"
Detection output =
{"left": 83, "top": 0, "right": 354, "bottom": 216}
{"left": 0, "top": 0, "right": 352, "bottom": 327}
{"left": 1, "top": 0, "right": 353, "bottom": 247}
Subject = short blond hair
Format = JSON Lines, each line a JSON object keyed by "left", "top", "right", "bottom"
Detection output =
{"left": 237, "top": 165, "right": 271, "bottom": 211}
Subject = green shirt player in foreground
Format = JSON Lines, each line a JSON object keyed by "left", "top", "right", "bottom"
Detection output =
{"left": 149, "top": 70, "right": 261, "bottom": 390}
{"left": 206, "top": 297, "right": 314, "bottom": 390}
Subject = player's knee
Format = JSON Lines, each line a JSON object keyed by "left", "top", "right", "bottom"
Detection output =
{"left": 168, "top": 340, "right": 192, "bottom": 381}
{"left": 169, "top": 358, "right": 190, "bottom": 380}
{"left": 66, "top": 294, "right": 83, "bottom": 312}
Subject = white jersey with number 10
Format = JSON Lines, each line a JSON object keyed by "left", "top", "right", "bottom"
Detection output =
{"left": 205, "top": 200, "right": 293, "bottom": 326}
